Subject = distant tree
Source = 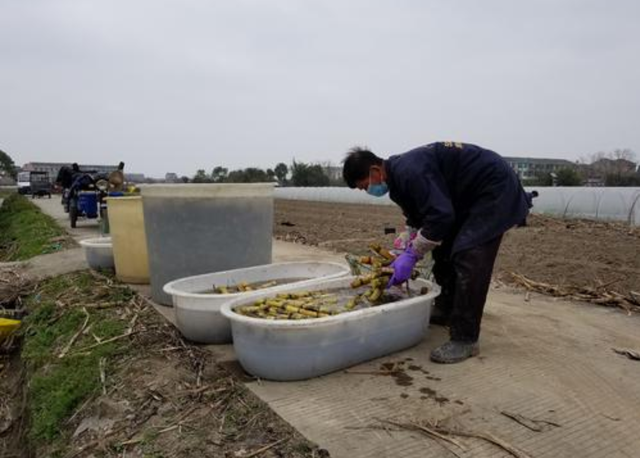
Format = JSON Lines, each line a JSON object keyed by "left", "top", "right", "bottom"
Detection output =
{"left": 226, "top": 168, "right": 274, "bottom": 183}
{"left": 319, "top": 160, "right": 346, "bottom": 187}
{"left": 555, "top": 168, "right": 582, "bottom": 186}
{"left": 274, "top": 162, "right": 288, "bottom": 185}
{"left": 211, "top": 166, "right": 228, "bottom": 183}
{"left": 527, "top": 172, "right": 553, "bottom": 186}
{"left": 605, "top": 173, "right": 640, "bottom": 186}
{"left": 192, "top": 169, "right": 211, "bottom": 183}
{"left": 290, "top": 161, "right": 330, "bottom": 187}
{"left": 180, "top": 176, "right": 190, "bottom": 183}
{"left": 0, "top": 149, "right": 17, "bottom": 180}
{"left": 266, "top": 168, "right": 275, "bottom": 181}
{"left": 611, "top": 148, "right": 636, "bottom": 163}
{"left": 582, "top": 149, "right": 638, "bottom": 186}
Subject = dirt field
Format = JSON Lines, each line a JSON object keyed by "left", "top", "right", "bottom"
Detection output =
{"left": 274, "top": 199, "right": 640, "bottom": 298}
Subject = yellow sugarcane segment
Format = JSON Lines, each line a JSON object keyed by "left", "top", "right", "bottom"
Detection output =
{"left": 298, "top": 309, "right": 319, "bottom": 318}
{"left": 369, "top": 288, "right": 383, "bottom": 302}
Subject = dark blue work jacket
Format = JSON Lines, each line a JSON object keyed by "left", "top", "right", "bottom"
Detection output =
{"left": 385, "top": 142, "right": 529, "bottom": 255}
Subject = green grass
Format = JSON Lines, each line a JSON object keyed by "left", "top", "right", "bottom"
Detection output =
{"left": 0, "top": 188, "right": 17, "bottom": 198}
{"left": 21, "top": 272, "right": 133, "bottom": 446}
{"left": 0, "top": 193, "right": 67, "bottom": 261}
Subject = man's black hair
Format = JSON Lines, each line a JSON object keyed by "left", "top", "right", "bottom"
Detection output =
{"left": 342, "top": 146, "right": 383, "bottom": 188}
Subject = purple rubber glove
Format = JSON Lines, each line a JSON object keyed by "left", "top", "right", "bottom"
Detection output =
{"left": 387, "top": 246, "right": 422, "bottom": 288}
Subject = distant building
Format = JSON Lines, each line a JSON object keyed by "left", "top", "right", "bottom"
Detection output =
{"left": 502, "top": 157, "right": 576, "bottom": 181}
{"left": 125, "top": 173, "right": 146, "bottom": 183}
{"left": 165, "top": 173, "right": 179, "bottom": 183}
{"left": 21, "top": 162, "right": 120, "bottom": 183}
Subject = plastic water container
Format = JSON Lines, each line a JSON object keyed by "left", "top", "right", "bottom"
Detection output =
{"left": 142, "top": 183, "right": 274, "bottom": 305}
{"left": 107, "top": 196, "right": 150, "bottom": 284}
{"left": 79, "top": 237, "right": 115, "bottom": 270}
{"left": 221, "top": 276, "right": 440, "bottom": 381}
{"left": 78, "top": 191, "right": 98, "bottom": 218}
{"left": 163, "top": 261, "right": 350, "bottom": 343}
{"left": 0, "top": 318, "right": 20, "bottom": 343}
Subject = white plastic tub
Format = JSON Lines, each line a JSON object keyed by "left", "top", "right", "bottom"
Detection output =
{"left": 221, "top": 276, "right": 440, "bottom": 381}
{"left": 163, "top": 262, "right": 350, "bottom": 344}
{"left": 79, "top": 237, "right": 115, "bottom": 270}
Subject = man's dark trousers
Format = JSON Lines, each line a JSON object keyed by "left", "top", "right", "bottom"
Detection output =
{"left": 431, "top": 235, "right": 503, "bottom": 342}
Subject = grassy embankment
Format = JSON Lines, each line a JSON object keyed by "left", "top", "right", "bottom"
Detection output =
{"left": 19, "top": 272, "right": 133, "bottom": 456}
{"left": 0, "top": 188, "right": 17, "bottom": 198}
{"left": 0, "top": 193, "right": 69, "bottom": 261}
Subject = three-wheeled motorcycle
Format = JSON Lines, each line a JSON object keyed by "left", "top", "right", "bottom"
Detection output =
{"left": 67, "top": 162, "right": 126, "bottom": 229}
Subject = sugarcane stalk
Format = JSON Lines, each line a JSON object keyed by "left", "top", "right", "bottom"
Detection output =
{"left": 369, "top": 288, "right": 383, "bottom": 302}
{"left": 259, "top": 280, "right": 278, "bottom": 289}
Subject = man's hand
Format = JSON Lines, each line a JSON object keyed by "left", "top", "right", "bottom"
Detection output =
{"left": 387, "top": 246, "right": 422, "bottom": 287}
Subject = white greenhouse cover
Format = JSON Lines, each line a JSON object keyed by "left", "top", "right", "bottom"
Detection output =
{"left": 274, "top": 187, "right": 640, "bottom": 226}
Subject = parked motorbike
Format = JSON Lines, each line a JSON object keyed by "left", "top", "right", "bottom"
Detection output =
{"left": 65, "top": 162, "right": 125, "bottom": 229}
{"left": 67, "top": 173, "right": 106, "bottom": 228}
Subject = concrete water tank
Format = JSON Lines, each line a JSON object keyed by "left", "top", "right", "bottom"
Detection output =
{"left": 141, "top": 183, "right": 274, "bottom": 305}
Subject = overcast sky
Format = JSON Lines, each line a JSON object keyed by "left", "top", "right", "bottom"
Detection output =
{"left": 1, "top": 1, "right": 639, "bottom": 177}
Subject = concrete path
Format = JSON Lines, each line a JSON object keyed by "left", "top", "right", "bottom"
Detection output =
{"left": 146, "top": 272, "right": 640, "bottom": 457}
{"left": 246, "top": 288, "right": 640, "bottom": 458}
{"left": 134, "top": 245, "right": 640, "bottom": 457}
{"left": 31, "top": 196, "right": 100, "bottom": 240}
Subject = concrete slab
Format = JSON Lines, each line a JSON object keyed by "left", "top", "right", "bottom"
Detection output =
{"left": 21, "top": 248, "right": 87, "bottom": 280}
{"left": 245, "top": 287, "right": 640, "bottom": 458}
{"left": 272, "top": 239, "right": 345, "bottom": 265}
{"left": 132, "top": 237, "right": 640, "bottom": 457}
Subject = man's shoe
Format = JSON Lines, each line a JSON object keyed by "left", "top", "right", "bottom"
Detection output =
{"left": 430, "top": 340, "right": 479, "bottom": 364}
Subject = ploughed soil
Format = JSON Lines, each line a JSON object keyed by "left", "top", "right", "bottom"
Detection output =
{"left": 274, "top": 199, "right": 640, "bottom": 298}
